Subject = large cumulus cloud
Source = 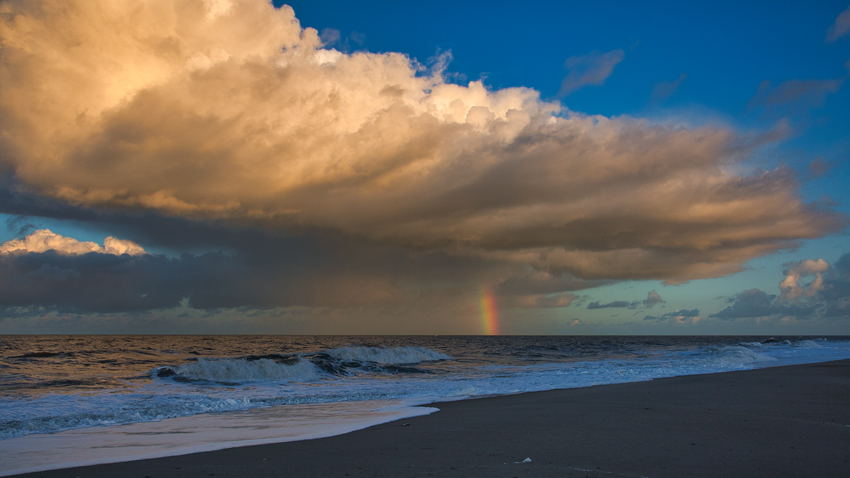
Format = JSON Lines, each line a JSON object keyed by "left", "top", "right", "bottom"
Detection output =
{"left": 0, "top": 0, "right": 845, "bottom": 296}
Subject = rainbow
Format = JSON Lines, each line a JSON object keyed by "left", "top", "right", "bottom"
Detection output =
{"left": 479, "top": 285, "right": 500, "bottom": 335}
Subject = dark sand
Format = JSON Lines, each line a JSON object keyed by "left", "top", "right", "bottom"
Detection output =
{"left": 10, "top": 359, "right": 850, "bottom": 478}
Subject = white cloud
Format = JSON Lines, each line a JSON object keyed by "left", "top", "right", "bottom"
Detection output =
{"left": 779, "top": 258, "right": 830, "bottom": 300}
{"left": 0, "top": 230, "right": 145, "bottom": 256}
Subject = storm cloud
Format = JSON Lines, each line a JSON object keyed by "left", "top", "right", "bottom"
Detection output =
{"left": 0, "top": 229, "right": 506, "bottom": 313}
{"left": 0, "top": 0, "right": 846, "bottom": 317}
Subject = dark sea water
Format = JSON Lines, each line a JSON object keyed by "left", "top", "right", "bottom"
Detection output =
{"left": 1, "top": 335, "right": 849, "bottom": 475}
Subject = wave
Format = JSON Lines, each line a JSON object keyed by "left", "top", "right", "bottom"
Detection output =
{"left": 679, "top": 345, "right": 777, "bottom": 369}
{"left": 10, "top": 352, "right": 67, "bottom": 359}
{"left": 4, "top": 338, "right": 849, "bottom": 442}
{"left": 152, "top": 346, "right": 452, "bottom": 384}
{"left": 792, "top": 339, "right": 823, "bottom": 348}
{"left": 156, "top": 357, "right": 324, "bottom": 384}
{"left": 325, "top": 346, "right": 452, "bottom": 365}
{"left": 0, "top": 394, "right": 256, "bottom": 440}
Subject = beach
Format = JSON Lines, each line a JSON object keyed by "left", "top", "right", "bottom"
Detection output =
{"left": 8, "top": 359, "right": 849, "bottom": 478}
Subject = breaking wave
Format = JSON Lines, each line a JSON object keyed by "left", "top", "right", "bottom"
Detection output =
{"left": 325, "top": 346, "right": 452, "bottom": 364}
{"left": 152, "top": 346, "right": 452, "bottom": 384}
{"left": 156, "top": 357, "right": 323, "bottom": 384}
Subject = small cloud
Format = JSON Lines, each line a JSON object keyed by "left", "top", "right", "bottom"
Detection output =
{"left": 569, "top": 319, "right": 582, "bottom": 326}
{"left": 807, "top": 157, "right": 832, "bottom": 178}
{"left": 825, "top": 6, "right": 850, "bottom": 43}
{"left": 587, "top": 300, "right": 637, "bottom": 309}
{"left": 643, "top": 308, "right": 700, "bottom": 325}
{"left": 503, "top": 292, "right": 577, "bottom": 309}
{"left": 349, "top": 31, "right": 366, "bottom": 46}
{"left": 779, "top": 258, "right": 830, "bottom": 301}
{"left": 0, "top": 229, "right": 145, "bottom": 256}
{"left": 711, "top": 289, "right": 777, "bottom": 319}
{"left": 320, "top": 28, "right": 341, "bottom": 47}
{"left": 748, "top": 79, "right": 843, "bottom": 117}
{"left": 651, "top": 74, "right": 687, "bottom": 101}
{"left": 6, "top": 215, "right": 39, "bottom": 238}
{"left": 536, "top": 292, "right": 576, "bottom": 308}
{"left": 496, "top": 271, "right": 609, "bottom": 296}
{"left": 559, "top": 49, "right": 625, "bottom": 96}
{"left": 642, "top": 290, "right": 665, "bottom": 308}
{"left": 824, "top": 297, "right": 850, "bottom": 318}
{"left": 319, "top": 28, "right": 364, "bottom": 52}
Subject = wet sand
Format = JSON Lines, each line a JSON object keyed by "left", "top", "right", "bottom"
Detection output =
{"left": 9, "top": 359, "right": 850, "bottom": 478}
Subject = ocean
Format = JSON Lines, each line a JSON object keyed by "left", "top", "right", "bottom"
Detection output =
{"left": 2, "top": 335, "right": 850, "bottom": 475}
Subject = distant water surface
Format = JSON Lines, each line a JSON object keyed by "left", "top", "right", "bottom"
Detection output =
{"left": 1, "top": 335, "right": 849, "bottom": 475}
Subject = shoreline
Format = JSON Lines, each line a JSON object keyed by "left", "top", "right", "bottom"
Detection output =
{"left": 6, "top": 358, "right": 850, "bottom": 478}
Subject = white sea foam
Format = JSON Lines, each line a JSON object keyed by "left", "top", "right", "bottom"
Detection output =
{"left": 793, "top": 339, "right": 822, "bottom": 348}
{"left": 0, "top": 400, "right": 438, "bottom": 477}
{"left": 326, "top": 346, "right": 452, "bottom": 364}
{"left": 711, "top": 346, "right": 777, "bottom": 367}
{"left": 174, "top": 357, "right": 324, "bottom": 383}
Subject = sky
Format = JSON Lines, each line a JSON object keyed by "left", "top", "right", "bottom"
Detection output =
{"left": 0, "top": 0, "right": 849, "bottom": 335}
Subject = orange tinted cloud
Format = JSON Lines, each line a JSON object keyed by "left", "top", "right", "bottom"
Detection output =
{"left": 0, "top": 0, "right": 844, "bottom": 285}
{"left": 0, "top": 230, "right": 145, "bottom": 256}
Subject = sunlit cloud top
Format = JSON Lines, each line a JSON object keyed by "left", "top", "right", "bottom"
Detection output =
{"left": 0, "top": 229, "right": 145, "bottom": 256}
{"left": 0, "top": 0, "right": 844, "bottom": 290}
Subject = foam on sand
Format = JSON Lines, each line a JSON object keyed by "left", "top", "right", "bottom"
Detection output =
{"left": 0, "top": 400, "right": 438, "bottom": 477}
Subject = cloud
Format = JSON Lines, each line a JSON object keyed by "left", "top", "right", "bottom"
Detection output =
{"left": 711, "top": 289, "right": 777, "bottom": 319}
{"left": 710, "top": 287, "right": 818, "bottom": 320}
{"left": 319, "top": 27, "right": 364, "bottom": 52}
{"left": 711, "top": 254, "right": 850, "bottom": 320}
{"left": 0, "top": 229, "right": 485, "bottom": 313}
{"left": 319, "top": 28, "right": 341, "bottom": 46}
{"left": 779, "top": 258, "right": 830, "bottom": 300}
{"left": 0, "top": 229, "right": 145, "bottom": 256}
{"left": 505, "top": 292, "right": 577, "bottom": 309}
{"left": 643, "top": 290, "right": 665, "bottom": 308}
{"left": 585, "top": 290, "right": 664, "bottom": 310}
{"left": 807, "top": 158, "right": 832, "bottom": 178}
{"left": 495, "top": 270, "right": 603, "bottom": 308}
{"left": 5, "top": 215, "right": 38, "bottom": 237}
{"left": 826, "top": 6, "right": 850, "bottom": 42}
{"left": 748, "top": 79, "right": 843, "bottom": 116}
{"left": 643, "top": 308, "right": 700, "bottom": 325}
{"left": 496, "top": 270, "right": 610, "bottom": 295}
{"left": 651, "top": 74, "right": 687, "bottom": 101}
{"left": 820, "top": 253, "right": 850, "bottom": 317}
{"left": 587, "top": 300, "right": 635, "bottom": 309}
{"left": 559, "top": 49, "right": 625, "bottom": 96}
{"left": 0, "top": 0, "right": 844, "bottom": 298}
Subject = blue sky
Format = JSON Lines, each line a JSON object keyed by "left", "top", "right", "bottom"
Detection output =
{"left": 0, "top": 0, "right": 848, "bottom": 334}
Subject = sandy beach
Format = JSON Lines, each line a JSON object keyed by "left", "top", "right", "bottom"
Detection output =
{"left": 9, "top": 359, "right": 850, "bottom": 478}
